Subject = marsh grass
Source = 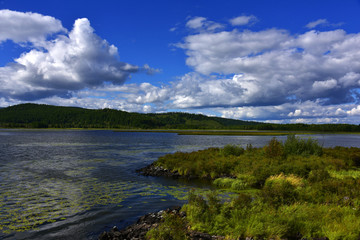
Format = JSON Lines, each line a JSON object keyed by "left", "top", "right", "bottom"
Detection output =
{"left": 150, "top": 135, "right": 360, "bottom": 239}
{"left": 328, "top": 169, "right": 360, "bottom": 179}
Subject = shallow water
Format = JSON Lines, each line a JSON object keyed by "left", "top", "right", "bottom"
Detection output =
{"left": 0, "top": 130, "right": 359, "bottom": 239}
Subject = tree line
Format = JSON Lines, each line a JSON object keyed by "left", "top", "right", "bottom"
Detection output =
{"left": 0, "top": 103, "right": 359, "bottom": 132}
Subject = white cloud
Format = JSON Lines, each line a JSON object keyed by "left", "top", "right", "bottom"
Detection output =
{"left": 306, "top": 19, "right": 329, "bottom": 29}
{"left": 185, "top": 17, "right": 224, "bottom": 32}
{"left": 1, "top": 13, "right": 359, "bottom": 124}
{"left": 176, "top": 23, "right": 360, "bottom": 107}
{"left": 186, "top": 17, "right": 207, "bottom": 29}
{"left": 347, "top": 105, "right": 360, "bottom": 116}
{"left": 312, "top": 79, "right": 338, "bottom": 92}
{"left": 0, "top": 16, "right": 146, "bottom": 101}
{"left": 230, "top": 15, "right": 257, "bottom": 26}
{"left": 305, "top": 19, "right": 344, "bottom": 29}
{"left": 219, "top": 101, "right": 360, "bottom": 124}
{"left": 0, "top": 9, "right": 66, "bottom": 44}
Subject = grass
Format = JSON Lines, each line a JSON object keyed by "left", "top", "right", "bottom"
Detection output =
{"left": 148, "top": 135, "right": 360, "bottom": 240}
{"left": 328, "top": 169, "right": 360, "bottom": 179}
{"left": 114, "top": 129, "right": 313, "bottom": 136}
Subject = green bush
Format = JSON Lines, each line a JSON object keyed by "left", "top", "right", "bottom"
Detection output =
{"left": 183, "top": 188, "right": 360, "bottom": 239}
{"left": 146, "top": 212, "right": 188, "bottom": 240}
{"left": 231, "top": 193, "right": 253, "bottom": 208}
{"left": 261, "top": 175, "right": 299, "bottom": 207}
{"left": 308, "top": 169, "right": 331, "bottom": 183}
{"left": 264, "top": 137, "right": 284, "bottom": 158}
{"left": 213, "top": 177, "right": 254, "bottom": 191}
{"left": 221, "top": 144, "right": 244, "bottom": 157}
{"left": 284, "top": 135, "right": 323, "bottom": 156}
{"left": 213, "top": 178, "right": 234, "bottom": 189}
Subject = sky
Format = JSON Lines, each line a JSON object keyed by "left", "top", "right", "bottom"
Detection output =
{"left": 0, "top": 0, "right": 360, "bottom": 124}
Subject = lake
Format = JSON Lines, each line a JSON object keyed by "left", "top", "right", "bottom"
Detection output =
{"left": 0, "top": 130, "right": 359, "bottom": 239}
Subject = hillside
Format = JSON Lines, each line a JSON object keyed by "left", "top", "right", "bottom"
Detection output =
{"left": 0, "top": 103, "right": 359, "bottom": 132}
{"left": 0, "top": 103, "right": 258, "bottom": 129}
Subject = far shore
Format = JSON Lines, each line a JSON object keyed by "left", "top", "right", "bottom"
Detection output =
{"left": 1, "top": 127, "right": 360, "bottom": 135}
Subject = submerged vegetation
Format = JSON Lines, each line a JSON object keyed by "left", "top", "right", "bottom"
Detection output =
{"left": 149, "top": 136, "right": 360, "bottom": 239}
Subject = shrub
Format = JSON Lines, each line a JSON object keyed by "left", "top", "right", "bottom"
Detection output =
{"left": 284, "top": 135, "right": 323, "bottom": 157}
{"left": 268, "top": 173, "right": 304, "bottom": 188}
{"left": 213, "top": 178, "right": 234, "bottom": 189}
{"left": 262, "top": 174, "right": 300, "bottom": 207}
{"left": 231, "top": 193, "right": 253, "bottom": 208}
{"left": 246, "top": 143, "right": 254, "bottom": 152}
{"left": 264, "top": 137, "right": 284, "bottom": 158}
{"left": 221, "top": 144, "right": 244, "bottom": 157}
{"left": 231, "top": 180, "right": 248, "bottom": 191}
{"left": 146, "top": 212, "right": 188, "bottom": 240}
{"left": 308, "top": 169, "right": 331, "bottom": 183}
{"left": 236, "top": 173, "right": 257, "bottom": 187}
{"left": 328, "top": 170, "right": 360, "bottom": 179}
{"left": 213, "top": 178, "right": 249, "bottom": 191}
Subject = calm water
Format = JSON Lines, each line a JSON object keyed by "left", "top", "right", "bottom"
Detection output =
{"left": 0, "top": 130, "right": 359, "bottom": 240}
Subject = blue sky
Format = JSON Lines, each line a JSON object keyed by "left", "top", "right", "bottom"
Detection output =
{"left": 1, "top": 0, "right": 360, "bottom": 124}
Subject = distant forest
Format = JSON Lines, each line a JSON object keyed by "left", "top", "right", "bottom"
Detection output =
{"left": 0, "top": 103, "right": 359, "bottom": 132}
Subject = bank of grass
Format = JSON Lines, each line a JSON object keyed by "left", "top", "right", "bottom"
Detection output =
{"left": 116, "top": 129, "right": 309, "bottom": 136}
{"left": 176, "top": 130, "right": 292, "bottom": 136}
{"left": 148, "top": 135, "right": 360, "bottom": 240}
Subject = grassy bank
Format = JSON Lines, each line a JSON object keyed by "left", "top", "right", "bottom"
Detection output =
{"left": 115, "top": 129, "right": 295, "bottom": 136}
{"left": 147, "top": 136, "right": 360, "bottom": 239}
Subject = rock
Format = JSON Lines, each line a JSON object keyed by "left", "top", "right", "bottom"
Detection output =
{"left": 98, "top": 206, "right": 228, "bottom": 240}
{"left": 98, "top": 207, "right": 181, "bottom": 240}
{"left": 136, "top": 163, "right": 181, "bottom": 178}
{"left": 136, "top": 162, "right": 232, "bottom": 180}
{"left": 188, "top": 231, "right": 225, "bottom": 240}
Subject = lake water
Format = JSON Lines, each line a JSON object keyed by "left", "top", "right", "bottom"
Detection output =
{"left": 0, "top": 130, "right": 359, "bottom": 239}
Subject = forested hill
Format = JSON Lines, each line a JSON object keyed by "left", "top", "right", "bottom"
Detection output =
{"left": 0, "top": 103, "right": 258, "bottom": 129}
{"left": 0, "top": 103, "right": 359, "bottom": 132}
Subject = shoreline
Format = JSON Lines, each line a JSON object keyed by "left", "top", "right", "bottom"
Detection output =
{"left": 2, "top": 128, "right": 360, "bottom": 136}
{"left": 98, "top": 207, "right": 224, "bottom": 240}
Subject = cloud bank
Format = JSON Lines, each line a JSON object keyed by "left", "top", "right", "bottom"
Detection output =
{"left": 176, "top": 28, "right": 360, "bottom": 107}
{"left": 122, "top": 17, "right": 360, "bottom": 123}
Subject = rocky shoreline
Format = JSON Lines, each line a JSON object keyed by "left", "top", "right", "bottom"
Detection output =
{"left": 98, "top": 207, "right": 331, "bottom": 240}
{"left": 100, "top": 164, "right": 331, "bottom": 240}
{"left": 136, "top": 162, "right": 225, "bottom": 180}
{"left": 136, "top": 162, "right": 237, "bottom": 182}
{"left": 98, "top": 206, "right": 224, "bottom": 240}
{"left": 136, "top": 163, "right": 183, "bottom": 178}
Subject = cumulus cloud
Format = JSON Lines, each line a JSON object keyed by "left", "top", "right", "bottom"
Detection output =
{"left": 1, "top": 13, "right": 359, "bottom": 124}
{"left": 230, "top": 15, "right": 257, "bottom": 26}
{"left": 0, "top": 12, "right": 151, "bottom": 101}
{"left": 0, "top": 9, "right": 66, "bottom": 44}
{"left": 219, "top": 101, "right": 360, "bottom": 124}
{"left": 176, "top": 24, "right": 360, "bottom": 108}
{"left": 347, "top": 105, "right": 360, "bottom": 116}
{"left": 114, "top": 17, "right": 360, "bottom": 123}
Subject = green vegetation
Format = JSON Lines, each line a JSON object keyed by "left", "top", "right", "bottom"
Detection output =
{"left": 0, "top": 103, "right": 258, "bottom": 129}
{"left": 146, "top": 212, "right": 188, "bottom": 240}
{"left": 1, "top": 103, "right": 360, "bottom": 132}
{"left": 149, "top": 136, "right": 360, "bottom": 239}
